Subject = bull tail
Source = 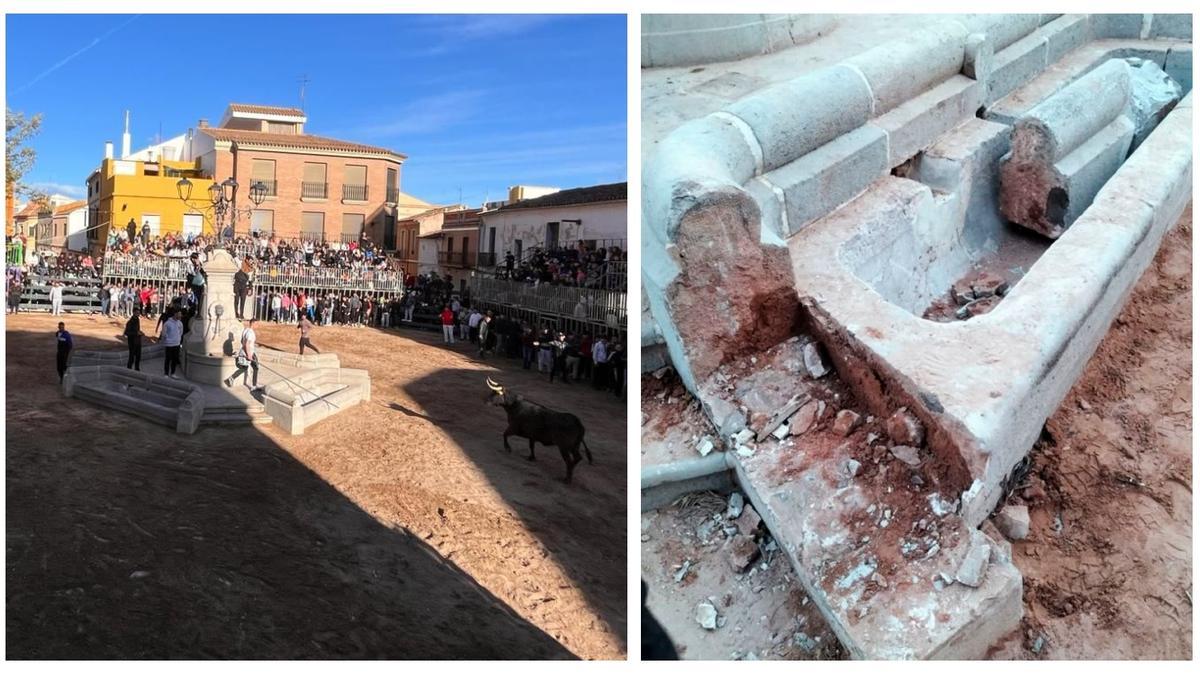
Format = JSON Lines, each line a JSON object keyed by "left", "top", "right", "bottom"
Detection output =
{"left": 581, "top": 434, "right": 594, "bottom": 465}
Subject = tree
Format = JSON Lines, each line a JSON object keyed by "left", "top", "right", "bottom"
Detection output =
{"left": 7, "top": 108, "right": 43, "bottom": 200}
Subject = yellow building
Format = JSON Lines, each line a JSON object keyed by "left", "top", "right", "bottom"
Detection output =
{"left": 86, "top": 156, "right": 214, "bottom": 250}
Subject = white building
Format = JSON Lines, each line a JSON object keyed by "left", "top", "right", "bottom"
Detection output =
{"left": 477, "top": 182, "right": 626, "bottom": 265}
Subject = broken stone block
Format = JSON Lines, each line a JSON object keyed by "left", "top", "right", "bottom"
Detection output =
{"left": 845, "top": 458, "right": 862, "bottom": 477}
{"left": 889, "top": 445, "right": 922, "bottom": 467}
{"left": 727, "top": 534, "right": 761, "bottom": 572}
{"left": 697, "top": 436, "right": 715, "bottom": 456}
{"left": 802, "top": 341, "right": 830, "bottom": 378}
{"left": 1125, "top": 57, "right": 1183, "bottom": 152}
{"left": 955, "top": 535, "right": 992, "bottom": 587}
{"left": 771, "top": 424, "right": 790, "bottom": 440}
{"left": 999, "top": 59, "right": 1135, "bottom": 238}
{"left": 788, "top": 399, "right": 821, "bottom": 436}
{"left": 733, "top": 428, "right": 755, "bottom": 445}
{"left": 952, "top": 279, "right": 975, "bottom": 305}
{"left": 885, "top": 408, "right": 925, "bottom": 446}
{"left": 969, "top": 270, "right": 1009, "bottom": 299}
{"left": 728, "top": 492, "right": 745, "bottom": 519}
{"left": 832, "top": 410, "right": 861, "bottom": 437}
{"left": 696, "top": 601, "right": 718, "bottom": 630}
{"left": 994, "top": 504, "right": 1031, "bottom": 540}
{"left": 737, "top": 504, "right": 763, "bottom": 536}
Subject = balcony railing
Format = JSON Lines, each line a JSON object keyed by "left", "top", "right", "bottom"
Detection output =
{"left": 477, "top": 251, "right": 497, "bottom": 267}
{"left": 342, "top": 183, "right": 368, "bottom": 201}
{"left": 254, "top": 179, "right": 278, "bottom": 196}
{"left": 438, "top": 250, "right": 472, "bottom": 268}
{"left": 100, "top": 253, "right": 407, "bottom": 293}
{"left": 301, "top": 181, "right": 328, "bottom": 199}
{"left": 386, "top": 187, "right": 399, "bottom": 203}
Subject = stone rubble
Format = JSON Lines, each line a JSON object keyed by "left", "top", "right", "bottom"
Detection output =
{"left": 728, "top": 492, "right": 746, "bottom": 519}
{"left": 994, "top": 504, "right": 1031, "bottom": 540}
{"left": 885, "top": 408, "right": 925, "bottom": 446}
{"left": 954, "top": 533, "right": 992, "bottom": 588}
{"left": 696, "top": 601, "right": 719, "bottom": 630}
{"left": 832, "top": 409, "right": 861, "bottom": 437}
{"left": 889, "top": 445, "right": 922, "bottom": 467}
{"left": 802, "top": 342, "right": 830, "bottom": 378}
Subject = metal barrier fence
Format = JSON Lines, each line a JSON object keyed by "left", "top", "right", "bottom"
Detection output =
{"left": 101, "top": 254, "right": 406, "bottom": 293}
{"left": 468, "top": 276, "right": 627, "bottom": 329}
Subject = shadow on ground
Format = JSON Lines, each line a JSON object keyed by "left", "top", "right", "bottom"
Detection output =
{"left": 5, "top": 324, "right": 573, "bottom": 659}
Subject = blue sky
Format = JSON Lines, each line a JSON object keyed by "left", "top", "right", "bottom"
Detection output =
{"left": 5, "top": 14, "right": 627, "bottom": 206}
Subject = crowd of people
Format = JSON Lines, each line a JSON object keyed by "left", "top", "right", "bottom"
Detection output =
{"left": 497, "top": 243, "right": 626, "bottom": 291}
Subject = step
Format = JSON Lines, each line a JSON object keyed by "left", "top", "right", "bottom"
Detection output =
{"left": 730, "top": 430, "right": 1022, "bottom": 660}
{"left": 201, "top": 411, "right": 273, "bottom": 426}
{"left": 74, "top": 385, "right": 176, "bottom": 427}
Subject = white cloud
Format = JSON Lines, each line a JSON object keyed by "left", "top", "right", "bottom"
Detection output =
{"left": 324, "top": 89, "right": 489, "bottom": 138}
{"left": 28, "top": 182, "right": 85, "bottom": 199}
{"left": 403, "top": 15, "right": 562, "bottom": 56}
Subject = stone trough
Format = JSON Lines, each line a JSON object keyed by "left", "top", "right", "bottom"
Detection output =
{"left": 64, "top": 365, "right": 204, "bottom": 434}
{"left": 643, "top": 13, "right": 1192, "bottom": 660}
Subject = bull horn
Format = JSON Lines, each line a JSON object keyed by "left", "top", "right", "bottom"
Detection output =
{"left": 486, "top": 377, "right": 504, "bottom": 392}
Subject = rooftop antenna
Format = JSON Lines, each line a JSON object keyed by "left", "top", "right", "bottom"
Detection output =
{"left": 298, "top": 74, "right": 311, "bottom": 111}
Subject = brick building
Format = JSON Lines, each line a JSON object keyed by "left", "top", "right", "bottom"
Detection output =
{"left": 87, "top": 104, "right": 414, "bottom": 246}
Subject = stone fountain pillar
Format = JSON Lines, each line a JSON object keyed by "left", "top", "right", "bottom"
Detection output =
{"left": 184, "top": 248, "right": 246, "bottom": 385}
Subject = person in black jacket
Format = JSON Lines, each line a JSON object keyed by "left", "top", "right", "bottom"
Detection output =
{"left": 55, "top": 322, "right": 73, "bottom": 383}
{"left": 124, "top": 308, "right": 144, "bottom": 370}
{"left": 187, "top": 252, "right": 207, "bottom": 313}
{"left": 233, "top": 261, "right": 250, "bottom": 320}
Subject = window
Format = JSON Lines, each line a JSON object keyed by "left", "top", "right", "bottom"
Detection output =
{"left": 386, "top": 167, "right": 398, "bottom": 202}
{"left": 342, "top": 213, "right": 364, "bottom": 240}
{"left": 251, "top": 209, "right": 274, "bottom": 236}
{"left": 302, "top": 163, "right": 327, "bottom": 198}
{"left": 343, "top": 165, "right": 367, "bottom": 201}
{"left": 301, "top": 211, "right": 325, "bottom": 240}
{"left": 251, "top": 159, "right": 277, "bottom": 196}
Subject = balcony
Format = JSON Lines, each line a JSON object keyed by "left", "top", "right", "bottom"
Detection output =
{"left": 477, "top": 251, "right": 497, "bottom": 268}
{"left": 301, "top": 181, "right": 328, "bottom": 199}
{"left": 254, "top": 179, "right": 278, "bottom": 197}
{"left": 438, "top": 250, "right": 472, "bottom": 268}
{"left": 342, "top": 183, "right": 368, "bottom": 202}
{"left": 386, "top": 187, "right": 399, "bottom": 204}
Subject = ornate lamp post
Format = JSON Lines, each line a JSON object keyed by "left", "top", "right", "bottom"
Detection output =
{"left": 176, "top": 177, "right": 267, "bottom": 246}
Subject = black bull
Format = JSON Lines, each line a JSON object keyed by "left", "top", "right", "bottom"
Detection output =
{"left": 487, "top": 386, "right": 593, "bottom": 483}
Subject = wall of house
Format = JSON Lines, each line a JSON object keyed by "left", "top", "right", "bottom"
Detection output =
{"left": 479, "top": 200, "right": 628, "bottom": 258}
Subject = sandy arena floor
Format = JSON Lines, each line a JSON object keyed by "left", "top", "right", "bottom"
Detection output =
{"left": 5, "top": 316, "right": 627, "bottom": 659}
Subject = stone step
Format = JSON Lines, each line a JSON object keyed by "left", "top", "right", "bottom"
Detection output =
{"left": 73, "top": 385, "right": 176, "bottom": 428}
{"left": 201, "top": 411, "right": 273, "bottom": 425}
{"left": 730, "top": 429, "right": 1022, "bottom": 660}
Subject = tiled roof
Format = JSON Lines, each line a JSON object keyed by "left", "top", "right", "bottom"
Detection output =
{"left": 227, "top": 103, "right": 306, "bottom": 117}
{"left": 52, "top": 200, "right": 87, "bottom": 216}
{"left": 199, "top": 127, "right": 406, "bottom": 158}
{"left": 492, "top": 182, "right": 627, "bottom": 212}
{"left": 14, "top": 202, "right": 41, "bottom": 219}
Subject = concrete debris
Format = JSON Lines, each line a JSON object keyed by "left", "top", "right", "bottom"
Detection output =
{"left": 733, "top": 428, "right": 755, "bottom": 445}
{"left": 832, "top": 410, "right": 861, "bottom": 437}
{"left": 787, "top": 400, "right": 821, "bottom": 436}
{"left": 928, "top": 493, "right": 959, "bottom": 516}
{"left": 727, "top": 533, "right": 761, "bottom": 572}
{"left": 696, "top": 601, "right": 719, "bottom": 630}
{"left": 674, "top": 560, "right": 692, "bottom": 583}
{"left": 844, "top": 458, "right": 862, "bottom": 477}
{"left": 955, "top": 537, "right": 992, "bottom": 587}
{"left": 885, "top": 408, "right": 925, "bottom": 446}
{"left": 697, "top": 436, "right": 716, "bottom": 456}
{"left": 956, "top": 294, "right": 1001, "bottom": 320}
{"left": 758, "top": 394, "right": 807, "bottom": 441}
{"left": 802, "top": 342, "right": 830, "bottom": 379}
{"left": 794, "top": 632, "right": 819, "bottom": 653}
{"left": 1125, "top": 57, "right": 1182, "bottom": 151}
{"left": 771, "top": 424, "right": 790, "bottom": 440}
{"left": 889, "top": 445, "right": 922, "bottom": 467}
{"left": 994, "top": 504, "right": 1031, "bottom": 540}
{"left": 738, "top": 504, "right": 763, "bottom": 537}
{"left": 736, "top": 445, "right": 755, "bottom": 458}
{"left": 129, "top": 570, "right": 151, "bottom": 580}
{"left": 652, "top": 366, "right": 673, "bottom": 380}
{"left": 728, "top": 492, "right": 745, "bottom": 519}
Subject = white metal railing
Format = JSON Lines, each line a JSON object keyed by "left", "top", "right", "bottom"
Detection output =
{"left": 101, "top": 253, "right": 406, "bottom": 293}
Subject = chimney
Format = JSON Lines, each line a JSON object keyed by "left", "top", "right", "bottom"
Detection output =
{"left": 121, "top": 109, "right": 132, "bottom": 159}
{"left": 104, "top": 141, "right": 113, "bottom": 160}
{"left": 198, "top": 118, "right": 209, "bottom": 128}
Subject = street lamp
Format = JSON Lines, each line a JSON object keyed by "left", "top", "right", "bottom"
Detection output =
{"left": 176, "top": 177, "right": 193, "bottom": 202}
{"left": 222, "top": 177, "right": 238, "bottom": 203}
{"left": 248, "top": 181, "right": 267, "bottom": 207}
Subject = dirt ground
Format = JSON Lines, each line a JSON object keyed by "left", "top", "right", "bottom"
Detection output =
{"left": 990, "top": 204, "right": 1193, "bottom": 660}
{"left": 5, "top": 315, "right": 627, "bottom": 659}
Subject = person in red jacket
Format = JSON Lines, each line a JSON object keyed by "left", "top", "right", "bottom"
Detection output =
{"left": 440, "top": 305, "right": 455, "bottom": 345}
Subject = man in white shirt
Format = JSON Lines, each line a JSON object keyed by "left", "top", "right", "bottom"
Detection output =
{"left": 160, "top": 308, "right": 185, "bottom": 378}
{"left": 591, "top": 337, "right": 609, "bottom": 389}
{"left": 49, "top": 281, "right": 64, "bottom": 316}
{"left": 224, "top": 318, "right": 262, "bottom": 391}
{"left": 468, "top": 308, "right": 483, "bottom": 343}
